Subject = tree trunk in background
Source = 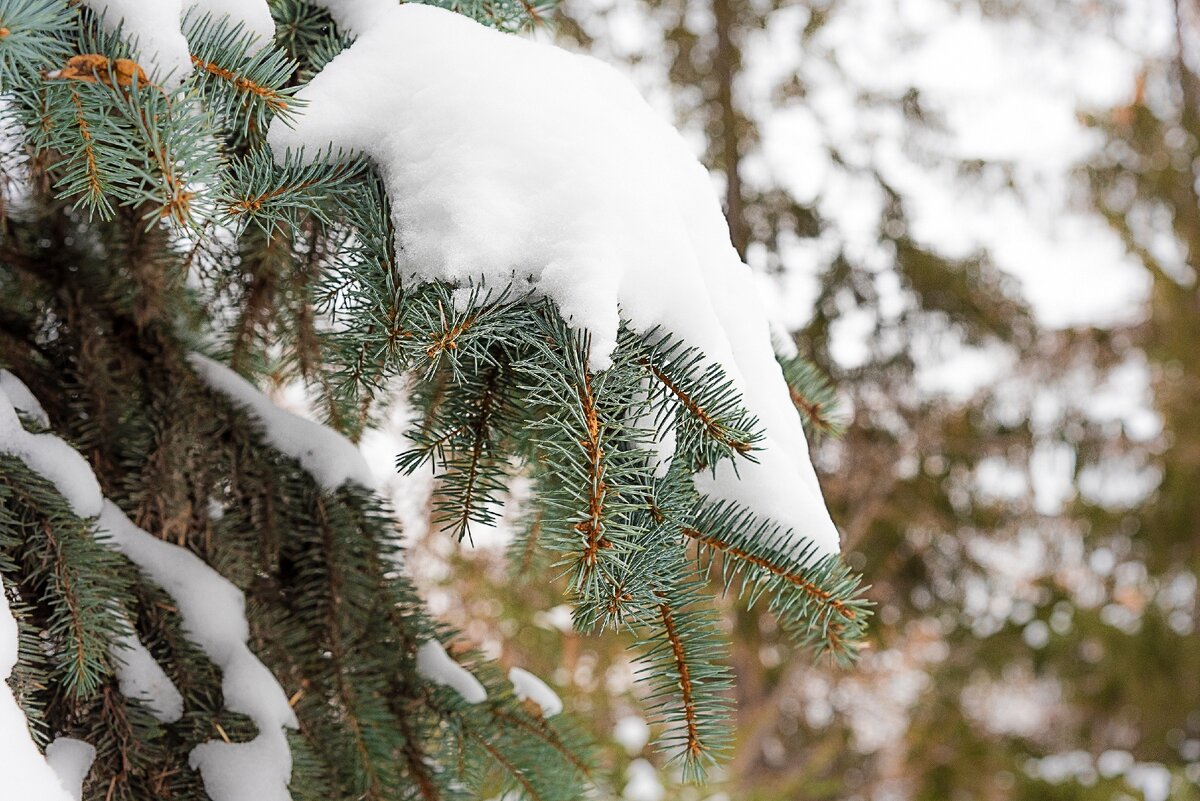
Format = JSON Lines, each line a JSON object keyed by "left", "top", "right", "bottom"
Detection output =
{"left": 712, "top": 0, "right": 749, "bottom": 257}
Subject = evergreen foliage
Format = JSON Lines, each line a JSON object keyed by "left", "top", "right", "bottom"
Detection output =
{"left": 0, "top": 1, "right": 868, "bottom": 798}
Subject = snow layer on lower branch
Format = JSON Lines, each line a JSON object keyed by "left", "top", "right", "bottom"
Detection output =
{"left": 111, "top": 629, "right": 185, "bottom": 723}
{"left": 0, "top": 370, "right": 50, "bottom": 427}
{"left": 0, "top": 388, "right": 102, "bottom": 518}
{"left": 79, "top": 0, "right": 275, "bottom": 90}
{"left": 416, "top": 640, "right": 486, "bottom": 704}
{"left": 0, "top": 592, "right": 76, "bottom": 801}
{"left": 98, "top": 502, "right": 298, "bottom": 801}
{"left": 267, "top": 3, "right": 840, "bottom": 557}
{"left": 508, "top": 667, "right": 563, "bottom": 717}
{"left": 188, "top": 353, "right": 374, "bottom": 492}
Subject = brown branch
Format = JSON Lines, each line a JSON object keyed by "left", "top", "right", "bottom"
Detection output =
{"left": 399, "top": 727, "right": 441, "bottom": 801}
{"left": 472, "top": 735, "right": 543, "bottom": 801}
{"left": 681, "top": 526, "right": 857, "bottom": 621}
{"left": 68, "top": 89, "right": 103, "bottom": 201}
{"left": 315, "top": 496, "right": 384, "bottom": 800}
{"left": 517, "top": 510, "right": 542, "bottom": 577}
{"left": 490, "top": 708, "right": 591, "bottom": 776}
{"left": 657, "top": 597, "right": 702, "bottom": 757}
{"left": 643, "top": 360, "right": 751, "bottom": 453}
{"left": 712, "top": 0, "right": 748, "bottom": 256}
{"left": 189, "top": 55, "right": 289, "bottom": 111}
{"left": 788, "top": 385, "right": 836, "bottom": 434}
{"left": 225, "top": 165, "right": 348, "bottom": 215}
{"left": 426, "top": 313, "right": 476, "bottom": 360}
{"left": 575, "top": 369, "right": 609, "bottom": 570}
{"left": 450, "top": 367, "right": 500, "bottom": 539}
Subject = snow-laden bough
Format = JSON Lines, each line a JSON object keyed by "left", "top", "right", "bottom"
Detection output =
{"left": 0, "top": 386, "right": 297, "bottom": 801}
{"left": 267, "top": 1, "right": 842, "bottom": 558}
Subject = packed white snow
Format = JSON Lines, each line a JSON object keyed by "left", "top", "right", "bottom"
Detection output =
{"left": 268, "top": 1, "right": 841, "bottom": 557}
{"left": 612, "top": 715, "right": 651, "bottom": 755}
{"left": 0, "top": 370, "right": 50, "bottom": 426}
{"left": 0, "top": 591, "right": 76, "bottom": 801}
{"left": 0, "top": 388, "right": 102, "bottom": 518}
{"left": 111, "top": 629, "right": 185, "bottom": 723}
{"left": 416, "top": 640, "right": 486, "bottom": 704}
{"left": 79, "top": 0, "right": 275, "bottom": 90}
{"left": 508, "top": 666, "right": 562, "bottom": 717}
{"left": 45, "top": 738, "right": 96, "bottom": 801}
{"left": 189, "top": 353, "right": 374, "bottom": 492}
{"left": 623, "top": 758, "right": 665, "bottom": 801}
{"left": 99, "top": 502, "right": 297, "bottom": 801}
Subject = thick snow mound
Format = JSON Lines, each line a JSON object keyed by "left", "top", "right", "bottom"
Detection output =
{"left": 80, "top": 0, "right": 275, "bottom": 89}
{"left": 268, "top": 2, "right": 841, "bottom": 557}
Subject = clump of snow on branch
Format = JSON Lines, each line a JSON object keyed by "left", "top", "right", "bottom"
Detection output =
{"left": 416, "top": 640, "right": 486, "bottom": 704}
{"left": 613, "top": 715, "right": 651, "bottom": 755}
{"left": 79, "top": 0, "right": 275, "bottom": 89}
{"left": 508, "top": 667, "right": 562, "bottom": 717}
{"left": 45, "top": 738, "right": 97, "bottom": 801}
{"left": 268, "top": 2, "right": 841, "bottom": 557}
{"left": 189, "top": 353, "right": 374, "bottom": 492}
{"left": 111, "top": 629, "right": 185, "bottom": 723}
{"left": 1, "top": 591, "right": 77, "bottom": 801}
{"left": 623, "top": 758, "right": 665, "bottom": 801}
{"left": 0, "top": 388, "right": 102, "bottom": 518}
{"left": 0, "top": 370, "right": 49, "bottom": 426}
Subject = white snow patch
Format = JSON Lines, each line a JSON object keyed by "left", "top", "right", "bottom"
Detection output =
{"left": 111, "top": 630, "right": 185, "bottom": 723}
{"left": 416, "top": 640, "right": 486, "bottom": 704}
{"left": 0, "top": 591, "right": 76, "bottom": 801}
{"left": 189, "top": 353, "right": 373, "bottom": 492}
{"left": 45, "top": 738, "right": 96, "bottom": 801}
{"left": 0, "top": 370, "right": 49, "bottom": 426}
{"left": 623, "top": 758, "right": 665, "bottom": 801}
{"left": 613, "top": 715, "right": 650, "bottom": 755}
{"left": 79, "top": 0, "right": 275, "bottom": 90}
{"left": 1125, "top": 763, "right": 1172, "bottom": 801}
{"left": 0, "top": 388, "right": 102, "bottom": 518}
{"left": 508, "top": 667, "right": 562, "bottom": 717}
{"left": 268, "top": 2, "right": 840, "bottom": 557}
{"left": 99, "top": 502, "right": 297, "bottom": 801}
{"left": 189, "top": 0, "right": 275, "bottom": 44}
{"left": 533, "top": 604, "right": 574, "bottom": 633}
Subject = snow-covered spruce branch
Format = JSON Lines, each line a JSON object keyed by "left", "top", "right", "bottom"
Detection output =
{"left": 0, "top": 0, "right": 869, "bottom": 794}
{"left": 0, "top": 361, "right": 588, "bottom": 800}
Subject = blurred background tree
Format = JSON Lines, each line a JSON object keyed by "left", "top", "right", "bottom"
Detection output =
{"left": 379, "top": 0, "right": 1199, "bottom": 799}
